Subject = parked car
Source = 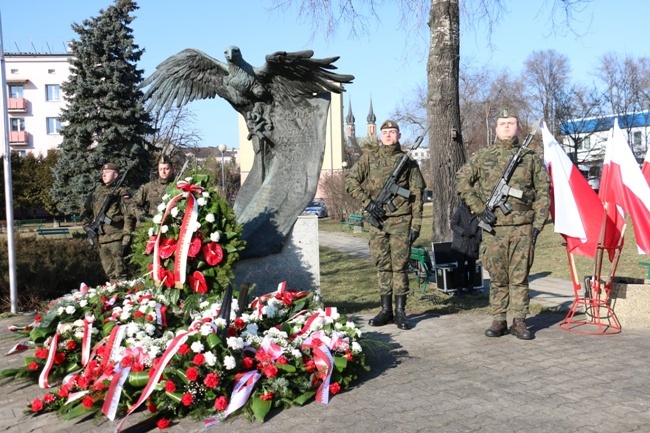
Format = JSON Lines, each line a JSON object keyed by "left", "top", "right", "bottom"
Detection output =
{"left": 304, "top": 200, "right": 328, "bottom": 218}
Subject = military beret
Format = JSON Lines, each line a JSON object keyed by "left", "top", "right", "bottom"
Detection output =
{"left": 380, "top": 119, "right": 399, "bottom": 130}
{"left": 159, "top": 155, "right": 173, "bottom": 165}
{"left": 102, "top": 162, "right": 118, "bottom": 171}
{"left": 497, "top": 108, "right": 517, "bottom": 120}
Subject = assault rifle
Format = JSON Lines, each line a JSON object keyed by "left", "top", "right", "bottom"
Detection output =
{"left": 84, "top": 164, "right": 133, "bottom": 246}
{"left": 365, "top": 124, "right": 430, "bottom": 229}
{"left": 478, "top": 119, "right": 542, "bottom": 233}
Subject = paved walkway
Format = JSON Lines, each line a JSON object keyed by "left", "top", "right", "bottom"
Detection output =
{"left": 2, "top": 231, "right": 650, "bottom": 433}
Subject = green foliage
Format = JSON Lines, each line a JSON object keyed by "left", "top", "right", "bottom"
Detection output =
{"left": 51, "top": 0, "right": 153, "bottom": 215}
{"left": 0, "top": 235, "right": 105, "bottom": 312}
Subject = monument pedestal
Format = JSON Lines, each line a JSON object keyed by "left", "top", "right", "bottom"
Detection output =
{"left": 233, "top": 215, "right": 320, "bottom": 297}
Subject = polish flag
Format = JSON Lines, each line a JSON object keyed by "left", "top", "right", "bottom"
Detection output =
{"left": 599, "top": 119, "right": 650, "bottom": 255}
{"left": 542, "top": 123, "right": 603, "bottom": 257}
{"left": 643, "top": 146, "right": 650, "bottom": 185}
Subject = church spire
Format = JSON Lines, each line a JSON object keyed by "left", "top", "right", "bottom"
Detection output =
{"left": 367, "top": 96, "right": 377, "bottom": 137}
{"left": 345, "top": 98, "right": 356, "bottom": 139}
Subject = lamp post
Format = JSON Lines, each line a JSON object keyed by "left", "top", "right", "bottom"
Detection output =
{"left": 217, "top": 143, "right": 227, "bottom": 195}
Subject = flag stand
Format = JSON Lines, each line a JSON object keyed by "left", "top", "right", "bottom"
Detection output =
{"left": 559, "top": 226, "right": 625, "bottom": 335}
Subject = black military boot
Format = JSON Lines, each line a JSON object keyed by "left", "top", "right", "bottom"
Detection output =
{"left": 511, "top": 318, "right": 534, "bottom": 340}
{"left": 368, "top": 295, "right": 394, "bottom": 327}
{"left": 484, "top": 320, "right": 508, "bottom": 337}
{"left": 394, "top": 295, "right": 411, "bottom": 330}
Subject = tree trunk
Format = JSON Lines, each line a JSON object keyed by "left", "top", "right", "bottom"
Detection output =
{"left": 427, "top": 0, "right": 466, "bottom": 242}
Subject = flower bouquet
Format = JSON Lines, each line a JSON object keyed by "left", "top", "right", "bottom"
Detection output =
{"left": 2, "top": 175, "right": 369, "bottom": 430}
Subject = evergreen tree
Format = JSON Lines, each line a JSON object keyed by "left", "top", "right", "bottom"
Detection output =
{"left": 51, "top": 0, "right": 153, "bottom": 215}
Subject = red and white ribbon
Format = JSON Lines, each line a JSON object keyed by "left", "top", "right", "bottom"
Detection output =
{"left": 291, "top": 307, "right": 338, "bottom": 340}
{"left": 38, "top": 327, "right": 60, "bottom": 389}
{"left": 152, "top": 181, "right": 203, "bottom": 289}
{"left": 5, "top": 340, "right": 32, "bottom": 355}
{"left": 250, "top": 281, "right": 309, "bottom": 317}
{"left": 302, "top": 336, "right": 334, "bottom": 404}
{"left": 102, "top": 366, "right": 131, "bottom": 421}
{"left": 222, "top": 370, "right": 262, "bottom": 419}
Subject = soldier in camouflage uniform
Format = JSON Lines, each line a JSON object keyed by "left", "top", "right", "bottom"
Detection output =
{"left": 132, "top": 156, "right": 175, "bottom": 223}
{"left": 81, "top": 162, "right": 135, "bottom": 281}
{"left": 456, "top": 109, "right": 550, "bottom": 340}
{"left": 345, "top": 119, "right": 426, "bottom": 330}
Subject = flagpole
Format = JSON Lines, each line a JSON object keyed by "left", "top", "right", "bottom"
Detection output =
{"left": 0, "top": 12, "right": 19, "bottom": 313}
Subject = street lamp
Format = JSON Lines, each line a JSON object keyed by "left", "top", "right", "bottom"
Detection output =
{"left": 217, "top": 143, "right": 227, "bottom": 195}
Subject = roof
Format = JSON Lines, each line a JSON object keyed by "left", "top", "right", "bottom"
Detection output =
{"left": 561, "top": 111, "right": 650, "bottom": 135}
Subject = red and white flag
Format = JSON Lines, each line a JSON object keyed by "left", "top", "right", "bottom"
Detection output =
{"left": 542, "top": 123, "right": 604, "bottom": 257}
{"left": 599, "top": 119, "right": 650, "bottom": 255}
{"left": 642, "top": 146, "right": 650, "bottom": 185}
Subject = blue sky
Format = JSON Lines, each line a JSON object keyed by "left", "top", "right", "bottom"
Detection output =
{"left": 2, "top": 0, "right": 648, "bottom": 148}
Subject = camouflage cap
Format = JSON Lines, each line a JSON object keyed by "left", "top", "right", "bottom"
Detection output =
{"left": 102, "top": 162, "right": 118, "bottom": 171}
{"left": 380, "top": 119, "right": 399, "bottom": 130}
{"left": 497, "top": 108, "right": 517, "bottom": 120}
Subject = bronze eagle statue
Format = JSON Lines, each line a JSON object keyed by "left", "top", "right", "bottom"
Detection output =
{"left": 142, "top": 46, "right": 354, "bottom": 259}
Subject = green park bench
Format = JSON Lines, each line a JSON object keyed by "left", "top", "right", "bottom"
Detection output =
{"left": 37, "top": 227, "right": 70, "bottom": 238}
{"left": 70, "top": 215, "right": 82, "bottom": 224}
{"left": 16, "top": 219, "right": 46, "bottom": 230}
{"left": 340, "top": 213, "right": 364, "bottom": 232}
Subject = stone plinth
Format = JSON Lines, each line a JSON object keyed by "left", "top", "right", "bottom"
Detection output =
{"left": 233, "top": 215, "right": 320, "bottom": 297}
{"left": 611, "top": 278, "right": 650, "bottom": 328}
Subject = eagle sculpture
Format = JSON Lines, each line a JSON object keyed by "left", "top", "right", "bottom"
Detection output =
{"left": 142, "top": 46, "right": 354, "bottom": 259}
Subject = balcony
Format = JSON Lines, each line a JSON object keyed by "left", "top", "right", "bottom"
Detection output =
{"left": 7, "top": 98, "right": 27, "bottom": 112}
{"left": 9, "top": 131, "right": 28, "bottom": 145}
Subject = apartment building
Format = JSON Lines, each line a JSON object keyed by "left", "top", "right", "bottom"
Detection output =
{"left": 4, "top": 52, "right": 72, "bottom": 156}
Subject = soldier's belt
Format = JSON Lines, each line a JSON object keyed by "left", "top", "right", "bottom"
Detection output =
{"left": 512, "top": 203, "right": 532, "bottom": 211}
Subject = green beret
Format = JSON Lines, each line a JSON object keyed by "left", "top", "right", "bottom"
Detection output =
{"left": 380, "top": 119, "right": 399, "bottom": 130}
{"left": 102, "top": 162, "right": 118, "bottom": 171}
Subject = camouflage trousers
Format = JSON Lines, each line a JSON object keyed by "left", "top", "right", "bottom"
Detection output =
{"left": 481, "top": 224, "right": 535, "bottom": 320}
{"left": 98, "top": 239, "right": 127, "bottom": 281}
{"left": 368, "top": 217, "right": 411, "bottom": 296}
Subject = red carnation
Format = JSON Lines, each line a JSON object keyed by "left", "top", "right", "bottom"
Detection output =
{"left": 188, "top": 237, "right": 202, "bottom": 258}
{"left": 234, "top": 317, "right": 245, "bottom": 329}
{"left": 165, "top": 380, "right": 176, "bottom": 393}
{"left": 159, "top": 237, "right": 177, "bottom": 259}
{"left": 345, "top": 349, "right": 354, "bottom": 361}
{"left": 81, "top": 396, "right": 94, "bottom": 409}
{"left": 193, "top": 353, "right": 205, "bottom": 366}
{"left": 188, "top": 271, "right": 208, "bottom": 294}
{"left": 178, "top": 344, "right": 190, "bottom": 355}
{"left": 214, "top": 395, "right": 228, "bottom": 411}
{"left": 276, "top": 356, "right": 288, "bottom": 365}
{"left": 66, "top": 340, "right": 77, "bottom": 351}
{"left": 147, "top": 402, "right": 158, "bottom": 413}
{"left": 31, "top": 398, "right": 43, "bottom": 412}
{"left": 262, "top": 364, "right": 278, "bottom": 379}
{"left": 303, "top": 359, "right": 316, "bottom": 373}
{"left": 35, "top": 313, "right": 42, "bottom": 323}
{"left": 260, "top": 391, "right": 274, "bottom": 401}
{"left": 242, "top": 357, "right": 254, "bottom": 369}
{"left": 145, "top": 236, "right": 157, "bottom": 255}
{"left": 58, "top": 386, "right": 70, "bottom": 398}
{"left": 35, "top": 348, "right": 49, "bottom": 359}
{"left": 181, "top": 393, "right": 193, "bottom": 406}
{"left": 156, "top": 418, "right": 170, "bottom": 430}
{"left": 329, "top": 382, "right": 341, "bottom": 395}
{"left": 203, "top": 372, "right": 219, "bottom": 388}
{"left": 91, "top": 381, "right": 107, "bottom": 392}
{"left": 27, "top": 361, "right": 39, "bottom": 371}
{"left": 133, "top": 311, "right": 145, "bottom": 319}
{"left": 53, "top": 352, "right": 66, "bottom": 365}
{"left": 76, "top": 376, "right": 89, "bottom": 389}
{"left": 43, "top": 394, "right": 56, "bottom": 404}
{"left": 185, "top": 367, "right": 199, "bottom": 382}
{"left": 131, "top": 363, "right": 144, "bottom": 372}
{"left": 202, "top": 242, "right": 224, "bottom": 266}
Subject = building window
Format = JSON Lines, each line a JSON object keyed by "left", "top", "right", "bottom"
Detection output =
{"left": 46, "top": 84, "right": 61, "bottom": 101}
{"left": 9, "top": 85, "right": 23, "bottom": 98}
{"left": 10, "top": 118, "right": 25, "bottom": 132}
{"left": 47, "top": 117, "right": 62, "bottom": 134}
{"left": 10, "top": 69, "right": 18, "bottom": 74}
{"left": 17, "top": 150, "right": 27, "bottom": 158}
{"left": 578, "top": 136, "right": 591, "bottom": 150}
{"left": 632, "top": 131, "right": 642, "bottom": 147}
{"left": 48, "top": 69, "right": 56, "bottom": 74}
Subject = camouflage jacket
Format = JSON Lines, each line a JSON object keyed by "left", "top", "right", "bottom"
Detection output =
{"left": 132, "top": 178, "right": 171, "bottom": 220}
{"left": 345, "top": 144, "right": 426, "bottom": 231}
{"left": 81, "top": 182, "right": 134, "bottom": 244}
{"left": 455, "top": 137, "right": 550, "bottom": 230}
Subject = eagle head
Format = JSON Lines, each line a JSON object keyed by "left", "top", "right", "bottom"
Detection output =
{"left": 224, "top": 46, "right": 242, "bottom": 64}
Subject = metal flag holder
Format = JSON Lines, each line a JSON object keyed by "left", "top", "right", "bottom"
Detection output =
{"left": 559, "top": 220, "right": 626, "bottom": 335}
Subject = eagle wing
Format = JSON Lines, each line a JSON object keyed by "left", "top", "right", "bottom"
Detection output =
{"left": 141, "top": 48, "right": 230, "bottom": 112}
{"left": 256, "top": 50, "right": 354, "bottom": 98}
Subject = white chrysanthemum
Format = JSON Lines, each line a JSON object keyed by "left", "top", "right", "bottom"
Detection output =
{"left": 162, "top": 194, "right": 170, "bottom": 201}
{"left": 126, "top": 322, "right": 140, "bottom": 337}
{"left": 199, "top": 300, "right": 210, "bottom": 309}
{"left": 152, "top": 214, "right": 163, "bottom": 224}
{"left": 265, "top": 327, "right": 287, "bottom": 339}
{"left": 86, "top": 314, "right": 96, "bottom": 323}
{"left": 197, "top": 197, "right": 207, "bottom": 206}
{"left": 205, "top": 213, "right": 215, "bottom": 223}
{"left": 161, "top": 225, "right": 169, "bottom": 234}
{"left": 74, "top": 330, "right": 84, "bottom": 339}
{"left": 171, "top": 207, "right": 179, "bottom": 217}
{"left": 210, "top": 232, "right": 220, "bottom": 242}
{"left": 185, "top": 177, "right": 193, "bottom": 183}
{"left": 73, "top": 319, "right": 84, "bottom": 327}
{"left": 242, "top": 323, "right": 259, "bottom": 337}
{"left": 148, "top": 227, "right": 154, "bottom": 237}
{"left": 120, "top": 311, "right": 131, "bottom": 322}
{"left": 227, "top": 336, "right": 245, "bottom": 350}
{"left": 59, "top": 324, "right": 72, "bottom": 334}
{"left": 79, "top": 299, "right": 88, "bottom": 308}
{"left": 190, "top": 341, "right": 204, "bottom": 353}
{"left": 204, "top": 351, "right": 217, "bottom": 367}
{"left": 351, "top": 341, "right": 362, "bottom": 353}
{"left": 138, "top": 304, "right": 149, "bottom": 313}
{"left": 191, "top": 220, "right": 202, "bottom": 232}
{"left": 214, "top": 317, "right": 227, "bottom": 328}
{"left": 147, "top": 300, "right": 157, "bottom": 308}
{"left": 144, "top": 323, "right": 157, "bottom": 335}
{"left": 200, "top": 324, "right": 214, "bottom": 336}
{"left": 291, "top": 348, "right": 302, "bottom": 359}
{"left": 263, "top": 304, "right": 278, "bottom": 318}
{"left": 334, "top": 322, "right": 343, "bottom": 330}
{"left": 135, "top": 331, "right": 147, "bottom": 341}
{"left": 223, "top": 355, "right": 236, "bottom": 370}
{"left": 157, "top": 202, "right": 167, "bottom": 212}
{"left": 202, "top": 191, "right": 210, "bottom": 198}
{"left": 65, "top": 305, "right": 76, "bottom": 315}
{"left": 148, "top": 345, "right": 161, "bottom": 358}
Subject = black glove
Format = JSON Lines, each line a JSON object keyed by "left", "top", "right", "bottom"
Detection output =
{"left": 532, "top": 227, "right": 540, "bottom": 245}
{"left": 480, "top": 209, "right": 497, "bottom": 226}
{"left": 408, "top": 230, "right": 419, "bottom": 245}
{"left": 366, "top": 200, "right": 386, "bottom": 221}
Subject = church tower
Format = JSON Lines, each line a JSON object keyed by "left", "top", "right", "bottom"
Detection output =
{"left": 367, "top": 97, "right": 377, "bottom": 137}
{"left": 345, "top": 99, "right": 356, "bottom": 140}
